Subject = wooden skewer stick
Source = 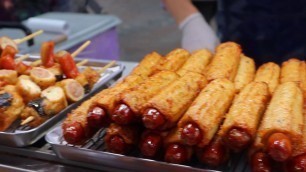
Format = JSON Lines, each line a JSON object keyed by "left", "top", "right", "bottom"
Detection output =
{"left": 14, "top": 30, "right": 44, "bottom": 44}
{"left": 98, "top": 60, "right": 116, "bottom": 74}
{"left": 31, "top": 40, "right": 91, "bottom": 67}
{"left": 71, "top": 40, "right": 91, "bottom": 58}
{"left": 15, "top": 54, "right": 29, "bottom": 63}
{"left": 76, "top": 59, "right": 88, "bottom": 66}
{"left": 21, "top": 116, "right": 35, "bottom": 125}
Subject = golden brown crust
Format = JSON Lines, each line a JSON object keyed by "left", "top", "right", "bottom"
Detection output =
{"left": 0, "top": 85, "right": 24, "bottom": 131}
{"left": 154, "top": 48, "right": 190, "bottom": 73}
{"left": 205, "top": 42, "right": 242, "bottom": 82}
{"left": 254, "top": 62, "right": 280, "bottom": 95}
{"left": 234, "top": 54, "right": 256, "bottom": 93}
{"left": 119, "top": 71, "right": 179, "bottom": 115}
{"left": 219, "top": 82, "right": 270, "bottom": 141}
{"left": 130, "top": 51, "right": 163, "bottom": 77}
{"left": 256, "top": 82, "right": 303, "bottom": 150}
{"left": 105, "top": 123, "right": 140, "bottom": 145}
{"left": 177, "top": 49, "right": 212, "bottom": 76}
{"left": 178, "top": 78, "right": 235, "bottom": 147}
{"left": 142, "top": 72, "right": 207, "bottom": 130}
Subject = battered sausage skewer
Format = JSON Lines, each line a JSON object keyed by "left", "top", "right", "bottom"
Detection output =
{"left": 254, "top": 62, "right": 280, "bottom": 95}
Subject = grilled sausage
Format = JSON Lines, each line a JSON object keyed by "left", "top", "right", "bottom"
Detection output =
{"left": 205, "top": 42, "right": 241, "bottom": 82}
{"left": 142, "top": 72, "right": 207, "bottom": 130}
{"left": 178, "top": 79, "right": 235, "bottom": 147}
{"left": 177, "top": 49, "right": 212, "bottom": 76}
{"left": 233, "top": 54, "right": 256, "bottom": 92}
{"left": 219, "top": 82, "right": 270, "bottom": 152}
{"left": 112, "top": 71, "right": 179, "bottom": 125}
{"left": 254, "top": 62, "right": 280, "bottom": 95}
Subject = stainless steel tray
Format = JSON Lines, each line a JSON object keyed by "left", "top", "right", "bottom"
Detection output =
{"left": 46, "top": 125, "right": 249, "bottom": 172}
{"left": 0, "top": 57, "right": 124, "bottom": 147}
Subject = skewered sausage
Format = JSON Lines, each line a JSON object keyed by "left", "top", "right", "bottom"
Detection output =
{"left": 251, "top": 151, "right": 272, "bottom": 172}
{"left": 40, "top": 41, "right": 55, "bottom": 68}
{"left": 30, "top": 67, "right": 56, "bottom": 89}
{"left": 139, "top": 130, "right": 168, "bottom": 158}
{"left": 16, "top": 77, "right": 41, "bottom": 103}
{"left": 0, "top": 70, "right": 18, "bottom": 85}
{"left": 142, "top": 72, "right": 207, "bottom": 130}
{"left": 57, "top": 79, "right": 84, "bottom": 102}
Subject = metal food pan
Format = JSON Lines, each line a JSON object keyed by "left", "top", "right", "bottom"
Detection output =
{"left": 46, "top": 125, "right": 248, "bottom": 172}
{"left": 0, "top": 56, "right": 124, "bottom": 147}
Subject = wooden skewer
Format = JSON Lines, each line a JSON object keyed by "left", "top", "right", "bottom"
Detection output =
{"left": 98, "top": 60, "right": 116, "bottom": 74}
{"left": 21, "top": 116, "right": 35, "bottom": 125}
{"left": 76, "top": 59, "right": 88, "bottom": 66}
{"left": 31, "top": 40, "right": 91, "bottom": 66}
{"left": 71, "top": 40, "right": 91, "bottom": 58}
{"left": 15, "top": 54, "right": 29, "bottom": 63}
{"left": 14, "top": 30, "right": 44, "bottom": 44}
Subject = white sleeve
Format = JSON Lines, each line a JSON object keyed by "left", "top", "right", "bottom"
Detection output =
{"left": 179, "top": 13, "right": 219, "bottom": 52}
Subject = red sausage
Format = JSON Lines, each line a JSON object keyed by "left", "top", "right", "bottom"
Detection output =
{"left": 106, "top": 135, "right": 127, "bottom": 154}
{"left": 267, "top": 133, "right": 292, "bottom": 162}
{"left": 181, "top": 123, "right": 202, "bottom": 146}
{"left": 286, "top": 154, "right": 306, "bottom": 172}
{"left": 198, "top": 138, "right": 228, "bottom": 166}
{"left": 139, "top": 132, "right": 162, "bottom": 158}
{"left": 142, "top": 108, "right": 166, "bottom": 130}
{"left": 223, "top": 127, "right": 252, "bottom": 152}
{"left": 164, "top": 143, "right": 189, "bottom": 164}
{"left": 111, "top": 104, "right": 135, "bottom": 125}
{"left": 251, "top": 152, "right": 272, "bottom": 172}
{"left": 63, "top": 121, "right": 85, "bottom": 144}
{"left": 87, "top": 106, "right": 109, "bottom": 128}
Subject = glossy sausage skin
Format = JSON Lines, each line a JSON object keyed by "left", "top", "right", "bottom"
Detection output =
{"left": 267, "top": 133, "right": 292, "bottom": 162}
{"left": 63, "top": 121, "right": 85, "bottom": 144}
{"left": 164, "top": 143, "right": 189, "bottom": 164}
{"left": 107, "top": 135, "right": 127, "bottom": 154}
{"left": 286, "top": 153, "right": 306, "bottom": 172}
{"left": 111, "top": 103, "right": 135, "bottom": 125}
{"left": 142, "top": 108, "right": 166, "bottom": 130}
{"left": 198, "top": 139, "right": 228, "bottom": 166}
{"left": 139, "top": 132, "right": 163, "bottom": 158}
{"left": 251, "top": 152, "right": 272, "bottom": 172}
{"left": 223, "top": 127, "right": 252, "bottom": 152}
{"left": 87, "top": 106, "right": 109, "bottom": 128}
{"left": 181, "top": 123, "right": 202, "bottom": 146}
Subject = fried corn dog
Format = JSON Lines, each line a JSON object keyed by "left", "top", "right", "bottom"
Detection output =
{"left": 177, "top": 78, "right": 235, "bottom": 147}
{"left": 233, "top": 54, "right": 256, "bottom": 93}
{"left": 219, "top": 82, "right": 270, "bottom": 152}
{"left": 62, "top": 97, "right": 95, "bottom": 144}
{"left": 256, "top": 82, "right": 303, "bottom": 162}
{"left": 112, "top": 71, "right": 179, "bottom": 125}
{"left": 163, "top": 127, "right": 193, "bottom": 164}
{"left": 105, "top": 123, "right": 141, "bottom": 154}
{"left": 0, "top": 85, "right": 24, "bottom": 131}
{"left": 153, "top": 48, "right": 190, "bottom": 73}
{"left": 142, "top": 72, "right": 207, "bottom": 130}
{"left": 281, "top": 58, "right": 306, "bottom": 101}
{"left": 177, "top": 49, "right": 212, "bottom": 76}
{"left": 254, "top": 62, "right": 280, "bottom": 95}
{"left": 129, "top": 51, "right": 163, "bottom": 77}
{"left": 205, "top": 42, "right": 241, "bottom": 82}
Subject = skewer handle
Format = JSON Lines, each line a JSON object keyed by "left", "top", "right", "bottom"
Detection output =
{"left": 98, "top": 60, "right": 116, "bottom": 74}
{"left": 14, "top": 30, "right": 44, "bottom": 44}
{"left": 71, "top": 41, "right": 91, "bottom": 58}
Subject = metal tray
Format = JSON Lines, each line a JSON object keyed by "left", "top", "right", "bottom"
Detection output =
{"left": 0, "top": 56, "right": 124, "bottom": 147}
{"left": 46, "top": 125, "right": 249, "bottom": 172}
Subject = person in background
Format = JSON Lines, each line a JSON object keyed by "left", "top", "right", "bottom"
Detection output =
{"left": 163, "top": 0, "right": 306, "bottom": 65}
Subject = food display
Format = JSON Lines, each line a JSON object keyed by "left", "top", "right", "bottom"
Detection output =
{"left": 45, "top": 41, "right": 306, "bottom": 172}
